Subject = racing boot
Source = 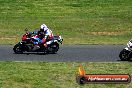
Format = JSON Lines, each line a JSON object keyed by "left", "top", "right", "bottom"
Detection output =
{"left": 32, "top": 45, "right": 40, "bottom": 51}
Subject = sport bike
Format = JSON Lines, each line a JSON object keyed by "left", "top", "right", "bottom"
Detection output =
{"left": 13, "top": 30, "right": 63, "bottom": 54}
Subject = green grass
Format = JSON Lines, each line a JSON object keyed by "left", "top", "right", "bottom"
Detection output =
{"left": 0, "top": 0, "right": 132, "bottom": 44}
{"left": 0, "top": 62, "right": 131, "bottom": 88}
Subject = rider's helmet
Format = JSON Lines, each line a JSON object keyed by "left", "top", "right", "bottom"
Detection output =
{"left": 40, "top": 24, "right": 48, "bottom": 32}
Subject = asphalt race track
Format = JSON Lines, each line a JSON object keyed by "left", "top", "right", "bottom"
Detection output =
{"left": 0, "top": 45, "right": 128, "bottom": 61}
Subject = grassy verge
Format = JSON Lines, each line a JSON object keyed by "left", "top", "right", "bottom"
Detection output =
{"left": 0, "top": 62, "right": 131, "bottom": 88}
{"left": 0, "top": 0, "right": 132, "bottom": 44}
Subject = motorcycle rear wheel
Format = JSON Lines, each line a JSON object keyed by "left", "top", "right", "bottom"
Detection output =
{"left": 119, "top": 49, "right": 130, "bottom": 61}
{"left": 13, "top": 44, "right": 24, "bottom": 54}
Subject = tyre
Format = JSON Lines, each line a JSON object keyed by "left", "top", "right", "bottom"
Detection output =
{"left": 13, "top": 44, "right": 24, "bottom": 54}
{"left": 50, "top": 43, "right": 59, "bottom": 54}
{"left": 119, "top": 49, "right": 130, "bottom": 61}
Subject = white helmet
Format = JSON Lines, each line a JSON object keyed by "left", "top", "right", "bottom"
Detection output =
{"left": 40, "top": 24, "right": 48, "bottom": 31}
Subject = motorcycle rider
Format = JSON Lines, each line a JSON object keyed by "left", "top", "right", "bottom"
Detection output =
{"left": 33, "top": 24, "right": 53, "bottom": 50}
{"left": 39, "top": 24, "right": 54, "bottom": 48}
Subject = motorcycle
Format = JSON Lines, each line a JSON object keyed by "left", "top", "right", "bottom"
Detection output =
{"left": 13, "top": 30, "right": 63, "bottom": 54}
{"left": 119, "top": 40, "right": 132, "bottom": 60}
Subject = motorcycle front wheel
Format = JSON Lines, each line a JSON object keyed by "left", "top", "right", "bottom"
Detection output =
{"left": 49, "top": 43, "right": 59, "bottom": 54}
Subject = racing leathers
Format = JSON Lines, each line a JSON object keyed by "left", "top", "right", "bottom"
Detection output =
{"left": 40, "top": 29, "right": 53, "bottom": 47}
